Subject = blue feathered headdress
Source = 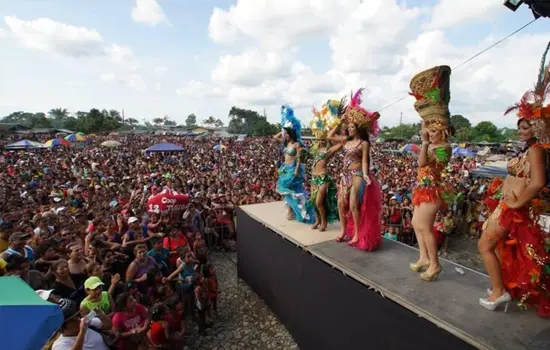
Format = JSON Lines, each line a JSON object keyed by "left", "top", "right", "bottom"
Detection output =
{"left": 280, "top": 105, "right": 302, "bottom": 143}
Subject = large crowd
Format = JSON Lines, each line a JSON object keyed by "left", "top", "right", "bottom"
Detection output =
{"left": 0, "top": 132, "right": 492, "bottom": 349}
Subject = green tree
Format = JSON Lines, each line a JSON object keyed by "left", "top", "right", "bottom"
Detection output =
{"left": 450, "top": 114, "right": 471, "bottom": 129}
{"left": 48, "top": 108, "right": 69, "bottom": 128}
{"left": 202, "top": 116, "right": 217, "bottom": 127}
{"left": 185, "top": 113, "right": 197, "bottom": 127}
{"left": 152, "top": 118, "right": 164, "bottom": 126}
{"left": 379, "top": 123, "right": 421, "bottom": 139}
{"left": 473, "top": 121, "right": 501, "bottom": 142}
{"left": 213, "top": 119, "right": 224, "bottom": 128}
{"left": 227, "top": 106, "right": 277, "bottom": 135}
{"left": 126, "top": 118, "right": 139, "bottom": 126}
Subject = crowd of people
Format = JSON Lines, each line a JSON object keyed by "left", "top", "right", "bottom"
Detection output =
{"left": 1, "top": 46, "right": 550, "bottom": 349}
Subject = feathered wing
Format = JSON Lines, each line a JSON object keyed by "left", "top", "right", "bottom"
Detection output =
{"left": 350, "top": 88, "right": 364, "bottom": 107}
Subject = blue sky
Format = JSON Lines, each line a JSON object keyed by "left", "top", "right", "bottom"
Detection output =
{"left": 0, "top": 0, "right": 549, "bottom": 128}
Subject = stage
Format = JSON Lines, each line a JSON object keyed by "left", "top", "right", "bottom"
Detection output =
{"left": 237, "top": 201, "right": 548, "bottom": 350}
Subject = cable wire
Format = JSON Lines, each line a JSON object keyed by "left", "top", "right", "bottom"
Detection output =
{"left": 379, "top": 17, "right": 539, "bottom": 111}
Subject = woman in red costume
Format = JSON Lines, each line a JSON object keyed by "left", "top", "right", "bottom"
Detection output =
{"left": 478, "top": 43, "right": 550, "bottom": 316}
{"left": 328, "top": 89, "right": 382, "bottom": 251}
{"left": 408, "top": 66, "right": 453, "bottom": 282}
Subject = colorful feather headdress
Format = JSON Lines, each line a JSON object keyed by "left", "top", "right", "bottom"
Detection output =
{"left": 409, "top": 65, "right": 452, "bottom": 131}
{"left": 280, "top": 105, "right": 303, "bottom": 143}
{"left": 504, "top": 41, "right": 550, "bottom": 144}
{"left": 309, "top": 98, "right": 347, "bottom": 139}
{"left": 342, "top": 89, "right": 380, "bottom": 136}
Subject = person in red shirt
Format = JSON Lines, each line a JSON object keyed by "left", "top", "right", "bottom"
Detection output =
{"left": 163, "top": 228, "right": 188, "bottom": 268}
{"left": 148, "top": 303, "right": 171, "bottom": 349}
{"left": 111, "top": 293, "right": 149, "bottom": 350}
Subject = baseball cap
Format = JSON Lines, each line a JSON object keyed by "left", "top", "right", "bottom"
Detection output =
{"left": 36, "top": 289, "right": 54, "bottom": 301}
{"left": 128, "top": 217, "right": 139, "bottom": 224}
{"left": 9, "top": 232, "right": 31, "bottom": 242}
{"left": 84, "top": 276, "right": 105, "bottom": 290}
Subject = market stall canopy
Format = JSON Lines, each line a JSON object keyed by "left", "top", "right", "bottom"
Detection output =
{"left": 64, "top": 133, "right": 87, "bottom": 142}
{"left": 101, "top": 140, "right": 122, "bottom": 148}
{"left": 6, "top": 140, "right": 44, "bottom": 149}
{"left": 0, "top": 277, "right": 63, "bottom": 350}
{"left": 399, "top": 144, "right": 420, "bottom": 153}
{"left": 471, "top": 165, "right": 508, "bottom": 178}
{"left": 145, "top": 142, "right": 185, "bottom": 154}
{"left": 452, "top": 146, "right": 475, "bottom": 157}
{"left": 44, "top": 138, "right": 70, "bottom": 148}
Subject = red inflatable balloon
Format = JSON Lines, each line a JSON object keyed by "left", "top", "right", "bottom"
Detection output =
{"left": 146, "top": 187, "right": 189, "bottom": 214}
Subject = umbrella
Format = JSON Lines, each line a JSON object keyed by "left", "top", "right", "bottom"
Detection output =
{"left": 0, "top": 277, "right": 63, "bottom": 350}
{"left": 43, "top": 138, "right": 70, "bottom": 148}
{"left": 6, "top": 140, "right": 44, "bottom": 150}
{"left": 452, "top": 146, "right": 475, "bottom": 157}
{"left": 64, "top": 134, "right": 87, "bottom": 142}
{"left": 399, "top": 144, "right": 420, "bottom": 153}
{"left": 100, "top": 140, "right": 122, "bottom": 148}
{"left": 213, "top": 144, "right": 227, "bottom": 151}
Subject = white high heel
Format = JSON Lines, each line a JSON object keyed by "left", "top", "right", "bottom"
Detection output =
{"left": 479, "top": 292, "right": 511, "bottom": 312}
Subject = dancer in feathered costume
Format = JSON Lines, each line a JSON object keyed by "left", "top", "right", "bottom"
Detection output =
{"left": 478, "top": 42, "right": 550, "bottom": 316}
{"left": 308, "top": 99, "right": 346, "bottom": 231}
{"left": 273, "top": 105, "right": 315, "bottom": 223}
{"left": 408, "top": 65, "right": 454, "bottom": 282}
{"left": 328, "top": 89, "right": 382, "bottom": 251}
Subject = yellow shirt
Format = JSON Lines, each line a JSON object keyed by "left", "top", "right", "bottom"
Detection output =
{"left": 0, "top": 239, "right": 8, "bottom": 253}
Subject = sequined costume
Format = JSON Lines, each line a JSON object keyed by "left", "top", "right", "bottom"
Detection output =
{"left": 339, "top": 141, "right": 382, "bottom": 251}
{"left": 310, "top": 151, "right": 338, "bottom": 223}
{"left": 483, "top": 146, "right": 550, "bottom": 317}
{"left": 277, "top": 105, "right": 315, "bottom": 224}
{"left": 412, "top": 145, "right": 454, "bottom": 208}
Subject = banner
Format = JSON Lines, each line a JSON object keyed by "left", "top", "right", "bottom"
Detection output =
{"left": 146, "top": 187, "right": 189, "bottom": 214}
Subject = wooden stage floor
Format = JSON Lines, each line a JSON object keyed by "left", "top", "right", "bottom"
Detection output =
{"left": 240, "top": 201, "right": 548, "bottom": 350}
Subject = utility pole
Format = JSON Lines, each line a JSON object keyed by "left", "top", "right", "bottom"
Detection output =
{"left": 122, "top": 109, "right": 125, "bottom": 125}
{"left": 399, "top": 112, "right": 403, "bottom": 125}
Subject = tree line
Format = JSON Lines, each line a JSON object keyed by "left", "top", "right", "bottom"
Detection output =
{"left": 1, "top": 108, "right": 513, "bottom": 141}
{"left": 0, "top": 106, "right": 281, "bottom": 136}
{"left": 380, "top": 115, "right": 519, "bottom": 142}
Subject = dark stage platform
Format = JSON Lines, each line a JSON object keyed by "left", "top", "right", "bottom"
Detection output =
{"left": 237, "top": 202, "right": 548, "bottom": 350}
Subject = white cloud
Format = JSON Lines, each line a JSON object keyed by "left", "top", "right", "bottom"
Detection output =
{"left": 132, "top": 0, "right": 168, "bottom": 27}
{"left": 208, "top": 0, "right": 351, "bottom": 49}
{"left": 426, "top": 0, "right": 501, "bottom": 30}
{"left": 105, "top": 44, "right": 134, "bottom": 63}
{"left": 0, "top": 28, "right": 6, "bottom": 39}
{"left": 211, "top": 50, "right": 295, "bottom": 86}
{"left": 4, "top": 16, "right": 104, "bottom": 57}
{"left": 329, "top": 1, "right": 421, "bottom": 74}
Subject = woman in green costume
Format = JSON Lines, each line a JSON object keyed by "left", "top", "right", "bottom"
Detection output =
{"left": 309, "top": 100, "right": 345, "bottom": 231}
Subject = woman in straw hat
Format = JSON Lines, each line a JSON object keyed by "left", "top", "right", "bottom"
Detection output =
{"left": 478, "top": 43, "right": 550, "bottom": 316}
{"left": 408, "top": 66, "right": 454, "bottom": 282}
{"left": 308, "top": 99, "right": 346, "bottom": 231}
{"left": 328, "top": 89, "right": 382, "bottom": 251}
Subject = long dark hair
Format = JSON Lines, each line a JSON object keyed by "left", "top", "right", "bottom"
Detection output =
{"left": 283, "top": 127, "right": 298, "bottom": 145}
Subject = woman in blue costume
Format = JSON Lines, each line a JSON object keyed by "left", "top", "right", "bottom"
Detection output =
{"left": 273, "top": 105, "right": 315, "bottom": 223}
{"left": 308, "top": 100, "right": 346, "bottom": 231}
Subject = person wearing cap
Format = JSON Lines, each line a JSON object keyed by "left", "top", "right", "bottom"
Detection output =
{"left": 122, "top": 217, "right": 153, "bottom": 254}
{"left": 0, "top": 231, "right": 35, "bottom": 261}
{"left": 52, "top": 295, "right": 112, "bottom": 350}
{"left": 80, "top": 276, "right": 115, "bottom": 317}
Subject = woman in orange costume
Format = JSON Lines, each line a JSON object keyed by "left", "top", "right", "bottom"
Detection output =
{"left": 408, "top": 66, "right": 453, "bottom": 282}
{"left": 478, "top": 43, "right": 550, "bottom": 316}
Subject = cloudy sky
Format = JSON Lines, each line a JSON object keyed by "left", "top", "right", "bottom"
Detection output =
{"left": 0, "top": 0, "right": 549, "bottom": 128}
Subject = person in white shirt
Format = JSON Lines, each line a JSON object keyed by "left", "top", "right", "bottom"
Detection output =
{"left": 52, "top": 299, "right": 112, "bottom": 350}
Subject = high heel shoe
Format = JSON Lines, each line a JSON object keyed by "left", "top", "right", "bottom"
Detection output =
{"left": 479, "top": 292, "right": 511, "bottom": 312}
{"left": 409, "top": 261, "right": 430, "bottom": 272}
{"left": 420, "top": 268, "right": 442, "bottom": 282}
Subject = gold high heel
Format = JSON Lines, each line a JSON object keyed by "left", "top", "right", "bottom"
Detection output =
{"left": 409, "top": 261, "right": 430, "bottom": 272}
{"left": 420, "top": 268, "right": 442, "bottom": 282}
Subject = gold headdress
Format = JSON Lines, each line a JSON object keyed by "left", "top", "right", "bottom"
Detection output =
{"left": 342, "top": 89, "right": 380, "bottom": 136}
{"left": 309, "top": 98, "right": 347, "bottom": 139}
{"left": 409, "top": 65, "right": 452, "bottom": 131}
{"left": 504, "top": 42, "right": 550, "bottom": 145}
